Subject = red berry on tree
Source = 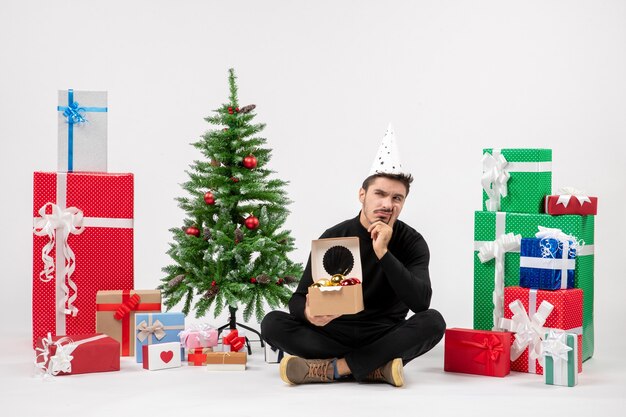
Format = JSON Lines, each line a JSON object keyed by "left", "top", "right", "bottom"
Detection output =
{"left": 277, "top": 278, "right": 284, "bottom": 286}
{"left": 204, "top": 191, "right": 215, "bottom": 205}
{"left": 235, "top": 107, "right": 240, "bottom": 113}
{"left": 244, "top": 215, "right": 259, "bottom": 230}
{"left": 242, "top": 154, "right": 258, "bottom": 169}
{"left": 211, "top": 280, "right": 217, "bottom": 287}
{"left": 250, "top": 277, "right": 257, "bottom": 284}
{"left": 231, "top": 177, "right": 239, "bottom": 183}
{"left": 185, "top": 226, "right": 200, "bottom": 237}
{"left": 228, "top": 107, "right": 234, "bottom": 114}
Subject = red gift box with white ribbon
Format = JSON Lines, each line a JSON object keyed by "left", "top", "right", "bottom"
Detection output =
{"left": 544, "top": 188, "right": 597, "bottom": 215}
{"left": 32, "top": 172, "right": 134, "bottom": 348}
{"left": 35, "top": 333, "right": 120, "bottom": 376}
{"left": 500, "top": 286, "right": 583, "bottom": 375}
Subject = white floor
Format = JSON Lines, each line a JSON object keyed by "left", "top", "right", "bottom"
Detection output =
{"left": 2, "top": 331, "right": 625, "bottom": 417}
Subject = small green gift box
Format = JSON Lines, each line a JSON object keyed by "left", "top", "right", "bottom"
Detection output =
{"left": 482, "top": 148, "right": 552, "bottom": 213}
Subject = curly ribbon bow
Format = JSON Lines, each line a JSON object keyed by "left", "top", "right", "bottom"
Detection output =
{"left": 61, "top": 101, "right": 87, "bottom": 125}
{"left": 499, "top": 298, "right": 554, "bottom": 373}
{"left": 460, "top": 334, "right": 504, "bottom": 376}
{"left": 33, "top": 202, "right": 85, "bottom": 317}
{"left": 481, "top": 150, "right": 510, "bottom": 211}
{"left": 136, "top": 319, "right": 167, "bottom": 343}
{"left": 178, "top": 323, "right": 218, "bottom": 348}
{"left": 35, "top": 333, "right": 107, "bottom": 376}
{"left": 533, "top": 226, "right": 581, "bottom": 289}
{"left": 556, "top": 187, "right": 592, "bottom": 208}
{"left": 478, "top": 232, "right": 521, "bottom": 330}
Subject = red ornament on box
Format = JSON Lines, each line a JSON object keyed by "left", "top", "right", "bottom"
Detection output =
{"left": 444, "top": 328, "right": 511, "bottom": 377}
{"left": 545, "top": 193, "right": 597, "bottom": 216}
{"left": 502, "top": 286, "right": 583, "bottom": 375}
{"left": 35, "top": 333, "right": 120, "bottom": 376}
{"left": 32, "top": 172, "right": 134, "bottom": 348}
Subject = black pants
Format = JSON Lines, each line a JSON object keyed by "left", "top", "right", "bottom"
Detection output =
{"left": 261, "top": 309, "right": 446, "bottom": 381}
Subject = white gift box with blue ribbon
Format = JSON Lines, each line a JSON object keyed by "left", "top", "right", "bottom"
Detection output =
{"left": 57, "top": 89, "right": 108, "bottom": 172}
{"left": 519, "top": 227, "right": 578, "bottom": 290}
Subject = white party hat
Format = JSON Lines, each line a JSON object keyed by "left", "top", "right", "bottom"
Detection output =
{"left": 369, "top": 123, "right": 404, "bottom": 175}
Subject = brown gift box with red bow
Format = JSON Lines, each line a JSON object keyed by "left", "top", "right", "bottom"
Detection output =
{"left": 96, "top": 290, "right": 161, "bottom": 356}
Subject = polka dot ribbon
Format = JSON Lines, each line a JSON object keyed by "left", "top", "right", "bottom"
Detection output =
{"left": 33, "top": 202, "right": 85, "bottom": 317}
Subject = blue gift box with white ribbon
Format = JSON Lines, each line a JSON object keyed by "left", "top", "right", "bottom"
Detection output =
{"left": 519, "top": 237, "right": 576, "bottom": 290}
{"left": 57, "top": 89, "right": 108, "bottom": 172}
{"left": 135, "top": 312, "right": 185, "bottom": 363}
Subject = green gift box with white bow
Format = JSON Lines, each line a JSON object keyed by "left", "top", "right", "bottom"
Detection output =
{"left": 543, "top": 331, "right": 579, "bottom": 387}
{"left": 482, "top": 148, "right": 552, "bottom": 213}
{"left": 473, "top": 210, "right": 595, "bottom": 360}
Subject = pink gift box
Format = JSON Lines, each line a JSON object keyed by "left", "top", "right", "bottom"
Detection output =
{"left": 179, "top": 325, "right": 218, "bottom": 349}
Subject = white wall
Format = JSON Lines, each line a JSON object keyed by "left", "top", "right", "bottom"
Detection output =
{"left": 2, "top": 0, "right": 625, "bottom": 355}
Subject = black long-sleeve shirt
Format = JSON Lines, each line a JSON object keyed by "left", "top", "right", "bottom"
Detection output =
{"left": 289, "top": 213, "right": 432, "bottom": 323}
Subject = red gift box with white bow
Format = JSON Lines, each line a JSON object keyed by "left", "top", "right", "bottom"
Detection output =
{"left": 35, "top": 333, "right": 120, "bottom": 376}
{"left": 500, "top": 286, "right": 583, "bottom": 375}
{"left": 32, "top": 172, "right": 134, "bottom": 348}
{"left": 544, "top": 188, "right": 597, "bottom": 215}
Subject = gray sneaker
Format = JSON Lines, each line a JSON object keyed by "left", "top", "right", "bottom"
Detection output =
{"left": 364, "top": 358, "right": 404, "bottom": 387}
{"left": 279, "top": 356, "right": 336, "bottom": 385}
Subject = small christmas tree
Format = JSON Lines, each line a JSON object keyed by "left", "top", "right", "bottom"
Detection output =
{"left": 159, "top": 68, "right": 302, "bottom": 323}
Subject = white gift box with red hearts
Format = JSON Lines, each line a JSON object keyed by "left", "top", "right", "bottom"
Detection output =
{"left": 142, "top": 342, "right": 182, "bottom": 371}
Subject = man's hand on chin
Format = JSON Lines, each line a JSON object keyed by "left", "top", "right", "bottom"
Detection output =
{"left": 368, "top": 207, "right": 398, "bottom": 259}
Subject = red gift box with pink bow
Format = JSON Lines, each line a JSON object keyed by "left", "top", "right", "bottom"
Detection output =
{"left": 444, "top": 328, "right": 511, "bottom": 377}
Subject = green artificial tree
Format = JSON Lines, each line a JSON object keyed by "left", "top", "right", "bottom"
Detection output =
{"left": 159, "top": 68, "right": 302, "bottom": 330}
